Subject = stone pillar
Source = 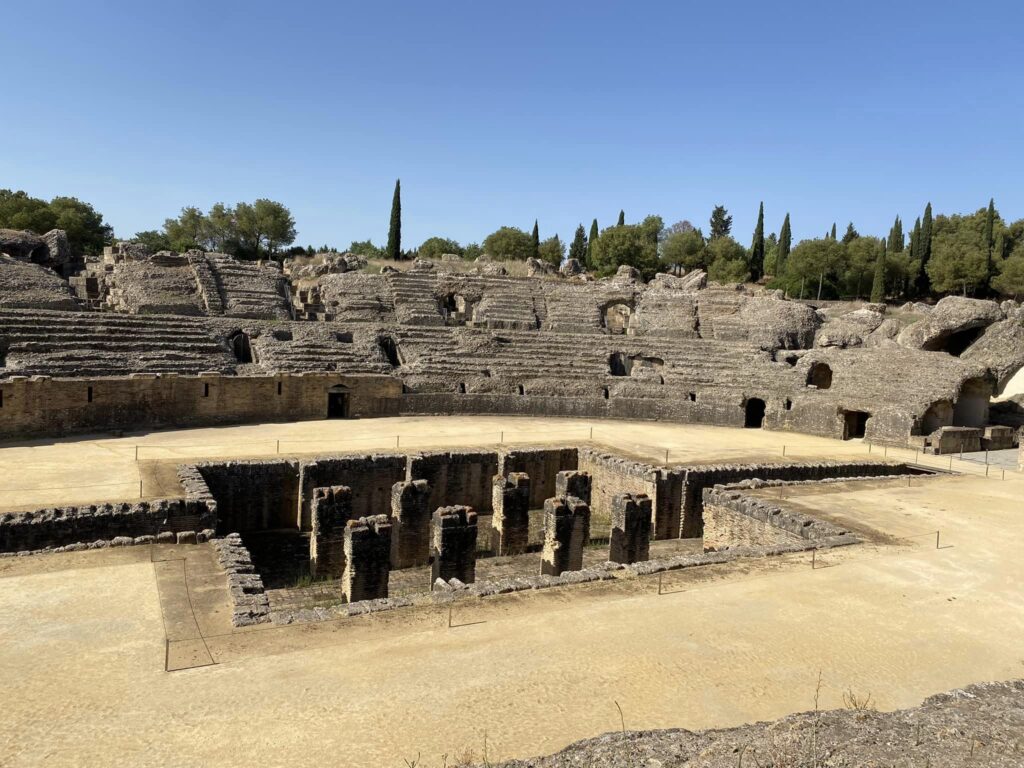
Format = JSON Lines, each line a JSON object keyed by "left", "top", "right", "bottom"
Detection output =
{"left": 390, "top": 479, "right": 431, "bottom": 568}
{"left": 609, "top": 493, "right": 652, "bottom": 564}
{"left": 492, "top": 472, "right": 530, "bottom": 556}
{"left": 342, "top": 514, "right": 392, "bottom": 604}
{"left": 431, "top": 506, "right": 478, "bottom": 585}
{"left": 309, "top": 485, "right": 352, "bottom": 580}
{"left": 555, "top": 470, "right": 592, "bottom": 505}
{"left": 540, "top": 496, "right": 590, "bottom": 576}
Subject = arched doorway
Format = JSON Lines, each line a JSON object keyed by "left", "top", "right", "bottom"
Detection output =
{"left": 744, "top": 398, "right": 766, "bottom": 428}
{"left": 952, "top": 377, "right": 992, "bottom": 428}
{"left": 378, "top": 335, "right": 402, "bottom": 367}
{"left": 841, "top": 410, "right": 869, "bottom": 440}
{"left": 920, "top": 400, "right": 953, "bottom": 434}
{"left": 229, "top": 331, "right": 254, "bottom": 363}
{"left": 806, "top": 363, "right": 833, "bottom": 389}
{"left": 327, "top": 385, "right": 350, "bottom": 419}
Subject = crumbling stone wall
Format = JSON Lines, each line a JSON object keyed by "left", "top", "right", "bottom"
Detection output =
{"left": 298, "top": 454, "right": 406, "bottom": 530}
{"left": 577, "top": 447, "right": 682, "bottom": 539}
{"left": 555, "top": 470, "right": 592, "bottom": 505}
{"left": 343, "top": 515, "right": 392, "bottom": 603}
{"left": 609, "top": 493, "right": 652, "bottom": 564}
{"left": 0, "top": 498, "right": 213, "bottom": 553}
{"left": 198, "top": 460, "right": 301, "bottom": 534}
{"left": 408, "top": 450, "right": 498, "bottom": 513}
{"left": 498, "top": 446, "right": 578, "bottom": 508}
{"left": 680, "top": 460, "right": 913, "bottom": 538}
{"left": 431, "top": 506, "right": 478, "bottom": 584}
{"left": 390, "top": 479, "right": 431, "bottom": 568}
{"left": 540, "top": 496, "right": 591, "bottom": 576}
{"left": 309, "top": 486, "right": 352, "bottom": 579}
{"left": 492, "top": 472, "right": 531, "bottom": 556}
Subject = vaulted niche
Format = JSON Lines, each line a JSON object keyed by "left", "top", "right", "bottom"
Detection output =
{"left": 378, "top": 335, "right": 402, "bottom": 367}
{"left": 229, "top": 331, "right": 254, "bottom": 364}
{"left": 806, "top": 362, "right": 833, "bottom": 390}
{"left": 744, "top": 398, "right": 766, "bottom": 428}
{"left": 952, "top": 377, "right": 992, "bottom": 428}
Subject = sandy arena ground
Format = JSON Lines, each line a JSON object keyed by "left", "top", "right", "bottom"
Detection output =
{"left": 0, "top": 417, "right": 1022, "bottom": 767}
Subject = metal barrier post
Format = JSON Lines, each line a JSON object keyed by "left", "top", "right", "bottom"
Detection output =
{"left": 135, "top": 445, "right": 139, "bottom": 461}
{"left": 396, "top": 435, "right": 400, "bottom": 448}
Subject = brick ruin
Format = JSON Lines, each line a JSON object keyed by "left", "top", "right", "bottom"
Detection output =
{"left": 1, "top": 241, "right": 1021, "bottom": 453}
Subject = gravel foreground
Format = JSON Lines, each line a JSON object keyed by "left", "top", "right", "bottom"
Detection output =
{"left": 487, "top": 680, "right": 1023, "bottom": 767}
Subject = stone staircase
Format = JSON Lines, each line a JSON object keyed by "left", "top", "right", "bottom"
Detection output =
{"left": 205, "top": 253, "right": 291, "bottom": 319}
{"left": 389, "top": 271, "right": 444, "bottom": 326}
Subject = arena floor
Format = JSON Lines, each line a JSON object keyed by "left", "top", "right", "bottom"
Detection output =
{"left": 0, "top": 418, "right": 1022, "bottom": 767}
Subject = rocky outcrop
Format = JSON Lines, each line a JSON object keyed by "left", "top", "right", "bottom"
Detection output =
{"left": 815, "top": 307, "right": 886, "bottom": 348}
{"left": 0, "top": 256, "right": 80, "bottom": 310}
{"left": 961, "top": 313, "right": 1024, "bottom": 391}
{"left": 0, "top": 229, "right": 47, "bottom": 261}
{"left": 897, "top": 296, "right": 1004, "bottom": 352}
{"left": 526, "top": 258, "right": 558, "bottom": 277}
{"left": 559, "top": 258, "right": 584, "bottom": 277}
{"left": 489, "top": 679, "right": 1024, "bottom": 768}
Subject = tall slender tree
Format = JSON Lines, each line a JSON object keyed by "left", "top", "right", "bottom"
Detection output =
{"left": 709, "top": 205, "right": 732, "bottom": 240}
{"left": 915, "top": 203, "right": 933, "bottom": 296}
{"left": 887, "top": 216, "right": 904, "bottom": 252}
{"left": 776, "top": 213, "right": 792, "bottom": 275}
{"left": 568, "top": 224, "right": 587, "bottom": 264}
{"left": 830, "top": 222, "right": 837, "bottom": 240}
{"left": 984, "top": 197, "right": 996, "bottom": 293}
{"left": 871, "top": 238, "right": 887, "bottom": 303}
{"left": 617, "top": 210, "right": 625, "bottom": 226}
{"left": 587, "top": 219, "right": 599, "bottom": 268}
{"left": 386, "top": 179, "right": 401, "bottom": 261}
{"left": 749, "top": 202, "right": 765, "bottom": 281}
{"left": 842, "top": 222, "right": 859, "bottom": 243}
{"left": 531, "top": 219, "right": 540, "bottom": 259}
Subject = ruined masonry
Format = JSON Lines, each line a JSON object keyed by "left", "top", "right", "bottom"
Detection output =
{"left": 389, "top": 479, "right": 431, "bottom": 568}
{"left": 541, "top": 496, "right": 591, "bottom": 576}
{"left": 342, "top": 515, "right": 392, "bottom": 603}
{"left": 491, "top": 472, "right": 531, "bottom": 556}
{"left": 431, "top": 506, "right": 478, "bottom": 585}
{"left": 309, "top": 485, "right": 353, "bottom": 579}
{"left": 609, "top": 493, "right": 653, "bottom": 565}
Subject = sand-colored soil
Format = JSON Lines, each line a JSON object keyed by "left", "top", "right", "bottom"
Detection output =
{"left": 0, "top": 418, "right": 1022, "bottom": 767}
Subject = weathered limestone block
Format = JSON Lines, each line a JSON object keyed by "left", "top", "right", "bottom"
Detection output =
{"left": 555, "top": 470, "right": 592, "bottom": 505}
{"left": 431, "top": 506, "right": 478, "bottom": 585}
{"left": 390, "top": 479, "right": 431, "bottom": 568}
{"left": 897, "top": 296, "right": 1003, "bottom": 351}
{"left": 609, "top": 493, "right": 652, "bottom": 564}
{"left": 342, "top": 514, "right": 392, "bottom": 603}
{"left": 540, "top": 496, "right": 590, "bottom": 576}
{"left": 492, "top": 472, "right": 531, "bottom": 556}
{"left": 310, "top": 485, "right": 352, "bottom": 579}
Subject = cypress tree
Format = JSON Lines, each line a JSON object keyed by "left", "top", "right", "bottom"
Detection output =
{"left": 386, "top": 179, "right": 401, "bottom": 261}
{"left": 617, "top": 210, "right": 625, "bottom": 226}
{"left": 984, "top": 198, "right": 996, "bottom": 293}
{"left": 749, "top": 201, "right": 765, "bottom": 281}
{"left": 830, "top": 222, "right": 837, "bottom": 240}
{"left": 915, "top": 203, "right": 933, "bottom": 296}
{"left": 776, "top": 213, "right": 792, "bottom": 275}
{"left": 531, "top": 219, "right": 540, "bottom": 259}
{"left": 568, "top": 224, "right": 587, "bottom": 264}
{"left": 871, "top": 238, "right": 886, "bottom": 303}
{"left": 842, "top": 222, "right": 859, "bottom": 243}
{"left": 587, "top": 219, "right": 599, "bottom": 268}
{"left": 909, "top": 217, "right": 922, "bottom": 296}
{"left": 887, "top": 216, "right": 904, "bottom": 253}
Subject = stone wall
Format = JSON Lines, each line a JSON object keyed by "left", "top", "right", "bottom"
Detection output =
{"left": 298, "top": 454, "right": 407, "bottom": 530}
{"left": 577, "top": 447, "right": 680, "bottom": 538}
{"left": 309, "top": 486, "right": 352, "bottom": 579}
{"left": 197, "top": 460, "right": 301, "bottom": 534}
{"left": 679, "top": 460, "right": 911, "bottom": 538}
{"left": 498, "top": 446, "right": 578, "bottom": 508}
{"left": 0, "top": 498, "right": 214, "bottom": 553}
{"left": 0, "top": 372, "right": 401, "bottom": 440}
{"left": 702, "top": 503, "right": 804, "bottom": 552}
{"left": 407, "top": 450, "right": 499, "bottom": 513}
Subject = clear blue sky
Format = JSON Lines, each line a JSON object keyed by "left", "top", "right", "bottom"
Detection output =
{"left": 3, "top": 1, "right": 1022, "bottom": 250}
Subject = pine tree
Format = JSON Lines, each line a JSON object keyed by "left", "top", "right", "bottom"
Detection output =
{"left": 386, "top": 179, "right": 401, "bottom": 261}
{"left": 617, "top": 210, "right": 625, "bottom": 226}
{"left": 830, "top": 222, "right": 837, "bottom": 240}
{"left": 842, "top": 222, "right": 859, "bottom": 243}
{"left": 749, "top": 202, "right": 765, "bottom": 281}
{"left": 887, "top": 216, "right": 904, "bottom": 253}
{"left": 531, "top": 219, "right": 540, "bottom": 259}
{"left": 915, "top": 203, "right": 933, "bottom": 296}
{"left": 568, "top": 224, "right": 588, "bottom": 264}
{"left": 871, "top": 238, "right": 886, "bottom": 303}
{"left": 709, "top": 205, "right": 732, "bottom": 240}
{"left": 587, "top": 219, "right": 599, "bottom": 268}
{"left": 776, "top": 213, "right": 792, "bottom": 275}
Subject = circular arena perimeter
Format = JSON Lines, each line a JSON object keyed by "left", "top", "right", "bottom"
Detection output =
{"left": 0, "top": 415, "right": 1022, "bottom": 766}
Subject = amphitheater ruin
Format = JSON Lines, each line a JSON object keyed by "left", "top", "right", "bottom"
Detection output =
{"left": 1, "top": 232, "right": 1022, "bottom": 766}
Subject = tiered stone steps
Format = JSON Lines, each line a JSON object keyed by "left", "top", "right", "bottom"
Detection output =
{"left": 205, "top": 254, "right": 291, "bottom": 319}
{"left": 389, "top": 272, "right": 443, "bottom": 326}
{"left": 0, "top": 310, "right": 235, "bottom": 377}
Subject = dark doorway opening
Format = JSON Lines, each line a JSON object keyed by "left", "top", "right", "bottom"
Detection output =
{"left": 806, "top": 363, "right": 833, "bottom": 389}
{"left": 842, "top": 410, "right": 869, "bottom": 439}
{"left": 378, "top": 335, "right": 402, "bottom": 367}
{"left": 608, "top": 352, "right": 630, "bottom": 376}
{"left": 744, "top": 398, "right": 766, "bottom": 428}
{"left": 229, "top": 331, "right": 254, "bottom": 363}
{"left": 927, "top": 327, "right": 985, "bottom": 357}
{"left": 327, "top": 386, "right": 350, "bottom": 419}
